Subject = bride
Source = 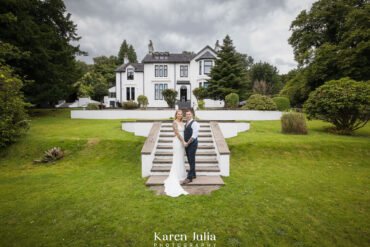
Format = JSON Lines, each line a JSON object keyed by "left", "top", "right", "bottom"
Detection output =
{"left": 163, "top": 110, "right": 189, "bottom": 197}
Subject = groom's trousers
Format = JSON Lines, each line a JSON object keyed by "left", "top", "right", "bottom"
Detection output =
{"left": 185, "top": 139, "right": 198, "bottom": 179}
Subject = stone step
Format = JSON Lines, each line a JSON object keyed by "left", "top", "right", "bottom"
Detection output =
{"left": 151, "top": 165, "right": 220, "bottom": 173}
{"left": 153, "top": 157, "right": 218, "bottom": 164}
{"left": 158, "top": 139, "right": 213, "bottom": 143}
{"left": 146, "top": 175, "right": 224, "bottom": 186}
{"left": 156, "top": 145, "right": 215, "bottom": 150}
{"left": 155, "top": 151, "right": 217, "bottom": 156}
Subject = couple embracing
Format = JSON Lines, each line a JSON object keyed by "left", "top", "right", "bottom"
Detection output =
{"left": 163, "top": 109, "right": 199, "bottom": 197}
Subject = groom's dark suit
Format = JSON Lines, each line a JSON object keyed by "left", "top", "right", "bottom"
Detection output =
{"left": 184, "top": 119, "right": 198, "bottom": 180}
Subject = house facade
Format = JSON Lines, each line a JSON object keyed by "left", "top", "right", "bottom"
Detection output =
{"left": 111, "top": 41, "right": 224, "bottom": 109}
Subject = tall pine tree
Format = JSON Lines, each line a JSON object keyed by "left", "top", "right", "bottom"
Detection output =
{"left": 207, "top": 35, "right": 248, "bottom": 100}
{"left": 117, "top": 40, "right": 137, "bottom": 63}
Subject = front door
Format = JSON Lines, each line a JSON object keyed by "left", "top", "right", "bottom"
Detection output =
{"left": 180, "top": 86, "right": 187, "bottom": 102}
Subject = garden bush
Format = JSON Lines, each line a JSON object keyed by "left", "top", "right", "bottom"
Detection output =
{"left": 137, "top": 95, "right": 149, "bottom": 109}
{"left": 242, "top": 94, "right": 277, "bottom": 110}
{"left": 193, "top": 87, "right": 208, "bottom": 100}
{"left": 225, "top": 93, "right": 239, "bottom": 109}
{"left": 281, "top": 112, "right": 308, "bottom": 134}
{"left": 273, "top": 97, "right": 290, "bottom": 111}
{"left": 86, "top": 103, "right": 100, "bottom": 110}
{"left": 0, "top": 64, "right": 29, "bottom": 148}
{"left": 162, "top": 89, "right": 178, "bottom": 108}
{"left": 122, "top": 101, "right": 139, "bottom": 109}
{"left": 304, "top": 77, "right": 370, "bottom": 135}
{"left": 34, "top": 147, "right": 64, "bottom": 164}
{"left": 197, "top": 100, "right": 205, "bottom": 110}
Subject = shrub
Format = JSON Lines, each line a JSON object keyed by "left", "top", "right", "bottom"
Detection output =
{"left": 86, "top": 103, "right": 100, "bottom": 110}
{"left": 273, "top": 97, "right": 291, "bottom": 111}
{"left": 281, "top": 112, "right": 308, "bottom": 134}
{"left": 122, "top": 101, "right": 139, "bottom": 109}
{"left": 242, "top": 94, "right": 277, "bottom": 110}
{"left": 193, "top": 87, "right": 208, "bottom": 100}
{"left": 197, "top": 99, "right": 205, "bottom": 110}
{"left": 225, "top": 93, "right": 239, "bottom": 109}
{"left": 137, "top": 95, "right": 149, "bottom": 109}
{"left": 34, "top": 147, "right": 64, "bottom": 163}
{"left": 0, "top": 64, "right": 30, "bottom": 148}
{"left": 304, "top": 77, "right": 370, "bottom": 135}
{"left": 162, "top": 89, "right": 178, "bottom": 108}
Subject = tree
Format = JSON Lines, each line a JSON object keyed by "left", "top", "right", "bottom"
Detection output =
{"left": 92, "top": 56, "right": 118, "bottom": 86}
{"left": 304, "top": 78, "right": 370, "bottom": 134}
{"left": 162, "top": 89, "right": 178, "bottom": 108}
{"left": 128, "top": 45, "right": 138, "bottom": 63}
{"left": 117, "top": 40, "right": 138, "bottom": 63}
{"left": 0, "top": 64, "right": 29, "bottom": 148}
{"left": 250, "top": 62, "right": 282, "bottom": 95}
{"left": 286, "top": 0, "right": 370, "bottom": 105}
{"left": 0, "top": 0, "right": 85, "bottom": 106}
{"left": 74, "top": 72, "right": 107, "bottom": 100}
{"left": 207, "top": 35, "right": 248, "bottom": 100}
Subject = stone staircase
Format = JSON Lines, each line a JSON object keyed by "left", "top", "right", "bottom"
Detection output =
{"left": 144, "top": 121, "right": 228, "bottom": 188}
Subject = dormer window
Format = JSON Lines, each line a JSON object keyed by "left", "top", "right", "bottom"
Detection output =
{"left": 127, "top": 68, "right": 134, "bottom": 80}
{"left": 204, "top": 60, "right": 213, "bottom": 74}
{"left": 153, "top": 52, "right": 169, "bottom": 60}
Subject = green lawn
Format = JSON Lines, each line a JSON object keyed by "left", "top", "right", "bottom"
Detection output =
{"left": 0, "top": 109, "right": 369, "bottom": 247}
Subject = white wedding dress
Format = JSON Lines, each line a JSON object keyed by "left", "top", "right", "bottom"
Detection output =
{"left": 163, "top": 121, "right": 189, "bottom": 197}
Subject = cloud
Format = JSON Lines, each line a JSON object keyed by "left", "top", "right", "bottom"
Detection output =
{"left": 65, "top": 0, "right": 314, "bottom": 73}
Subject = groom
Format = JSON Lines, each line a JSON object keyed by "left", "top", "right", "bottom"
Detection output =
{"left": 183, "top": 109, "right": 199, "bottom": 184}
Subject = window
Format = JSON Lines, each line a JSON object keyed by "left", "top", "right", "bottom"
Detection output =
{"left": 199, "top": 61, "right": 202, "bottom": 75}
{"left": 126, "top": 87, "right": 135, "bottom": 100}
{"left": 199, "top": 81, "right": 209, "bottom": 88}
{"left": 127, "top": 68, "right": 134, "bottom": 80}
{"left": 155, "top": 65, "right": 168, "bottom": 77}
{"left": 155, "top": 83, "right": 168, "bottom": 100}
{"left": 180, "top": 65, "right": 188, "bottom": 77}
{"left": 109, "top": 92, "right": 116, "bottom": 98}
{"left": 204, "top": 60, "right": 213, "bottom": 74}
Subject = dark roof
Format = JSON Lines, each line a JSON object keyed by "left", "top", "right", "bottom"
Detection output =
{"left": 115, "top": 63, "right": 144, "bottom": 72}
{"left": 195, "top": 51, "right": 217, "bottom": 61}
{"left": 142, "top": 52, "right": 196, "bottom": 63}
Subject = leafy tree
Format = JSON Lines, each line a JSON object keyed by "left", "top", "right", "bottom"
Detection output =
{"left": 207, "top": 35, "right": 248, "bottom": 100}
{"left": 92, "top": 82, "right": 108, "bottom": 102}
{"left": 0, "top": 64, "right": 29, "bottom": 148}
{"left": 286, "top": 0, "right": 370, "bottom": 105}
{"left": 162, "top": 89, "right": 178, "bottom": 108}
{"left": 74, "top": 72, "right": 107, "bottom": 100}
{"left": 250, "top": 62, "right": 282, "bottom": 95}
{"left": 0, "top": 0, "right": 85, "bottom": 106}
{"left": 304, "top": 77, "right": 370, "bottom": 134}
{"left": 92, "top": 56, "right": 118, "bottom": 86}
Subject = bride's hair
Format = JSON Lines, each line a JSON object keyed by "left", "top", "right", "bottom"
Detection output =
{"left": 174, "top": 110, "right": 183, "bottom": 120}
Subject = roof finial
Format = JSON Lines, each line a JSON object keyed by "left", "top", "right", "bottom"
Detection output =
{"left": 148, "top": 40, "right": 154, "bottom": 55}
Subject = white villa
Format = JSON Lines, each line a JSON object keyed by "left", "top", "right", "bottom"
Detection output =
{"left": 105, "top": 41, "right": 225, "bottom": 109}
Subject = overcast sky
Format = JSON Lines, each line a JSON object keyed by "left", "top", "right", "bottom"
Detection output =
{"left": 65, "top": 0, "right": 315, "bottom": 74}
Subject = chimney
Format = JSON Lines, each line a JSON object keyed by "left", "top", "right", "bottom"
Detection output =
{"left": 123, "top": 54, "right": 128, "bottom": 64}
{"left": 148, "top": 40, "right": 154, "bottom": 55}
{"left": 214, "top": 40, "right": 221, "bottom": 52}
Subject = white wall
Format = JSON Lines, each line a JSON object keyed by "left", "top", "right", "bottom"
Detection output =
{"left": 116, "top": 65, "right": 144, "bottom": 103}
{"left": 71, "top": 109, "right": 282, "bottom": 120}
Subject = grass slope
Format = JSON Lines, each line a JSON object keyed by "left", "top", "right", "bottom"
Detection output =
{"left": 0, "top": 109, "right": 369, "bottom": 246}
